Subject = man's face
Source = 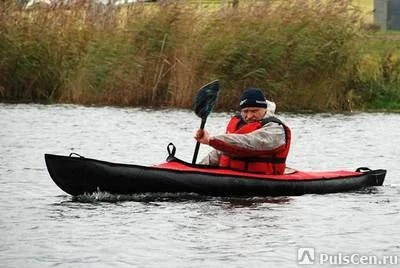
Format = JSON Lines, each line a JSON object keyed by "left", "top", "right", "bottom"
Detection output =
{"left": 240, "top": 107, "right": 267, "bottom": 123}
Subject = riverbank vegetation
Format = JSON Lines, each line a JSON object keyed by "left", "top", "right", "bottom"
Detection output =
{"left": 1, "top": 0, "right": 399, "bottom": 112}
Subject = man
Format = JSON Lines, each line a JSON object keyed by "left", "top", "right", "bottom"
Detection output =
{"left": 194, "top": 88, "right": 291, "bottom": 175}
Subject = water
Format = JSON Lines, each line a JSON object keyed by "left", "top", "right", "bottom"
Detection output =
{"left": 1, "top": 104, "right": 399, "bottom": 268}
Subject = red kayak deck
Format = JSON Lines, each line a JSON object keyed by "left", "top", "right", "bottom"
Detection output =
{"left": 155, "top": 161, "right": 362, "bottom": 181}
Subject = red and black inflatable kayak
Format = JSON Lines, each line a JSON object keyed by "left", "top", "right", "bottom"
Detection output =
{"left": 44, "top": 148, "right": 386, "bottom": 197}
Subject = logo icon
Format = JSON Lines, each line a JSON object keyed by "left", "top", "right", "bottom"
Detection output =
{"left": 298, "top": 247, "right": 315, "bottom": 265}
{"left": 239, "top": 99, "right": 247, "bottom": 106}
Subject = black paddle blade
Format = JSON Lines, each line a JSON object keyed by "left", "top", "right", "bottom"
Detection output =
{"left": 194, "top": 80, "right": 220, "bottom": 119}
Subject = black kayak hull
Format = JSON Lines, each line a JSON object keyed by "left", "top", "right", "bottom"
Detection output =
{"left": 44, "top": 154, "right": 386, "bottom": 197}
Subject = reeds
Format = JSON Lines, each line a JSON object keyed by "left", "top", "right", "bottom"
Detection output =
{"left": 1, "top": 0, "right": 399, "bottom": 111}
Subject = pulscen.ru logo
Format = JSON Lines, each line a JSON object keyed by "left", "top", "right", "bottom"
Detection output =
{"left": 297, "top": 248, "right": 399, "bottom": 266}
{"left": 297, "top": 247, "right": 315, "bottom": 264}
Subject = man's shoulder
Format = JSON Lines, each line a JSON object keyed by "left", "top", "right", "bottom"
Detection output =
{"left": 232, "top": 112, "right": 241, "bottom": 118}
{"left": 260, "top": 116, "right": 283, "bottom": 126}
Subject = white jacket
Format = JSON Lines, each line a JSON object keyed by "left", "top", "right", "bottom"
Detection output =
{"left": 200, "top": 101, "right": 286, "bottom": 165}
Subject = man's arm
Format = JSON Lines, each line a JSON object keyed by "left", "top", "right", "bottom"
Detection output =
{"left": 209, "top": 122, "right": 286, "bottom": 157}
{"left": 199, "top": 149, "right": 222, "bottom": 166}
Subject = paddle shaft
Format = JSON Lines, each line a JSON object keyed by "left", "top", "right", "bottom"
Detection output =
{"left": 192, "top": 118, "right": 207, "bottom": 164}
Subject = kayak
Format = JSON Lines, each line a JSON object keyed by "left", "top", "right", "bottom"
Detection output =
{"left": 45, "top": 153, "right": 386, "bottom": 197}
{"left": 44, "top": 147, "right": 386, "bottom": 197}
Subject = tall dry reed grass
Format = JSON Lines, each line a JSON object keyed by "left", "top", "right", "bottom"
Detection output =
{"left": 1, "top": 0, "right": 399, "bottom": 111}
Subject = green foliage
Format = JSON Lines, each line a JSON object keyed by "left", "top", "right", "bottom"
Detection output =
{"left": 197, "top": 0, "right": 366, "bottom": 111}
{"left": 348, "top": 42, "right": 400, "bottom": 110}
{"left": 0, "top": 22, "right": 61, "bottom": 101}
{"left": 0, "top": 0, "right": 399, "bottom": 112}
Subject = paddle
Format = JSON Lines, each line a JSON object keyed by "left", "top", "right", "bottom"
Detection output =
{"left": 192, "top": 80, "right": 220, "bottom": 164}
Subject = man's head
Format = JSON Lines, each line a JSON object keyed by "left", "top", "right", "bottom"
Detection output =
{"left": 239, "top": 88, "right": 268, "bottom": 123}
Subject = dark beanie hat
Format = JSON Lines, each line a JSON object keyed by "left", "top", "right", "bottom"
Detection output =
{"left": 239, "top": 88, "right": 268, "bottom": 109}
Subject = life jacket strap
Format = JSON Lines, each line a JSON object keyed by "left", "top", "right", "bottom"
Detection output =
{"left": 230, "top": 156, "right": 287, "bottom": 164}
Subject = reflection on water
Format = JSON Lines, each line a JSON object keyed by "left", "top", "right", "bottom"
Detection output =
{"left": 73, "top": 192, "right": 210, "bottom": 203}
{"left": 1, "top": 104, "right": 400, "bottom": 268}
{"left": 70, "top": 191, "right": 293, "bottom": 207}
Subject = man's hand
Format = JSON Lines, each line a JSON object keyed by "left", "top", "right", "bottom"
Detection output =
{"left": 195, "top": 129, "right": 211, "bottom": 145}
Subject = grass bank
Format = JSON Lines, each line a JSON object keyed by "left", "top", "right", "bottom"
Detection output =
{"left": 1, "top": 0, "right": 399, "bottom": 112}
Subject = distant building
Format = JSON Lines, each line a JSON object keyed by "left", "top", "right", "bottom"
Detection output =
{"left": 374, "top": 0, "right": 400, "bottom": 30}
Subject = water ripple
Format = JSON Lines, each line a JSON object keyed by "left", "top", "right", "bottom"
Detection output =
{"left": 1, "top": 104, "right": 399, "bottom": 268}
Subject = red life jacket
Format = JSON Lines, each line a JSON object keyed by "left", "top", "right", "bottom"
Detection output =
{"left": 217, "top": 115, "right": 291, "bottom": 174}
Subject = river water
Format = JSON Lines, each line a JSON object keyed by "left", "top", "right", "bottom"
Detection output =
{"left": 0, "top": 104, "right": 399, "bottom": 268}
